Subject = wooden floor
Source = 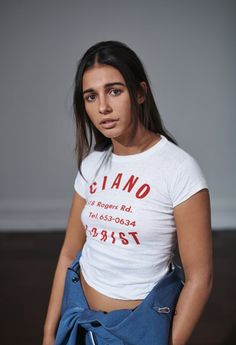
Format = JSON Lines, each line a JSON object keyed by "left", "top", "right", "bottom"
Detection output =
{"left": 0, "top": 230, "right": 235, "bottom": 345}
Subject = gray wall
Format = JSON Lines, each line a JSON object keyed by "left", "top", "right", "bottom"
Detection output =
{"left": 0, "top": 0, "right": 235, "bottom": 230}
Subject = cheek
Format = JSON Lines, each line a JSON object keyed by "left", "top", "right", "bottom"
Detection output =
{"left": 120, "top": 101, "right": 132, "bottom": 121}
{"left": 84, "top": 102, "right": 91, "bottom": 114}
{"left": 84, "top": 103, "right": 96, "bottom": 121}
{"left": 115, "top": 96, "right": 132, "bottom": 113}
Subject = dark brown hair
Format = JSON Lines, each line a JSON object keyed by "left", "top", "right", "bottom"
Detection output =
{"left": 73, "top": 40, "right": 178, "bottom": 170}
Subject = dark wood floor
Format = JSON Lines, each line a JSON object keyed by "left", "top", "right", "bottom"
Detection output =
{"left": 0, "top": 230, "right": 235, "bottom": 345}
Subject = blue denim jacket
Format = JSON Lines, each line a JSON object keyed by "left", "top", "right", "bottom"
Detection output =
{"left": 55, "top": 251, "right": 183, "bottom": 345}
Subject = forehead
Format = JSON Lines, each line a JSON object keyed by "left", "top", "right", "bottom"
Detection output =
{"left": 82, "top": 64, "right": 125, "bottom": 89}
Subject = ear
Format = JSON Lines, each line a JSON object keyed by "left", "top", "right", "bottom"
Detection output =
{"left": 137, "top": 81, "right": 147, "bottom": 104}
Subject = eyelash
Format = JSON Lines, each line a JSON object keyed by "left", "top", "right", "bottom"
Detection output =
{"left": 85, "top": 89, "right": 122, "bottom": 102}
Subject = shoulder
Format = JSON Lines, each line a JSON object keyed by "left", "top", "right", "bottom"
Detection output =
{"left": 162, "top": 138, "right": 207, "bottom": 182}
{"left": 161, "top": 138, "right": 208, "bottom": 208}
{"left": 74, "top": 148, "right": 111, "bottom": 199}
{"left": 80, "top": 148, "right": 111, "bottom": 176}
{"left": 155, "top": 137, "right": 205, "bottom": 182}
{"left": 161, "top": 137, "right": 195, "bottom": 169}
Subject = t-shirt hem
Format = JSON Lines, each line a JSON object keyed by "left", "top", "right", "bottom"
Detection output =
{"left": 80, "top": 262, "right": 154, "bottom": 300}
{"left": 74, "top": 185, "right": 86, "bottom": 199}
{"left": 173, "top": 184, "right": 208, "bottom": 208}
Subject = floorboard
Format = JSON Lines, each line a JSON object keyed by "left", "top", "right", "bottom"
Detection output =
{"left": 0, "top": 230, "right": 235, "bottom": 345}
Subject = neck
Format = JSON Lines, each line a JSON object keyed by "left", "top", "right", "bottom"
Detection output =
{"left": 111, "top": 125, "right": 160, "bottom": 156}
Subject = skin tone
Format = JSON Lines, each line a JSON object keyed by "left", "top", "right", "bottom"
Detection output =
{"left": 42, "top": 63, "right": 213, "bottom": 345}
{"left": 80, "top": 63, "right": 161, "bottom": 311}
{"left": 82, "top": 63, "right": 161, "bottom": 155}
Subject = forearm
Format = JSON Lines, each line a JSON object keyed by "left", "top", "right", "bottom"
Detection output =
{"left": 169, "top": 277, "right": 213, "bottom": 345}
{"left": 43, "top": 253, "right": 77, "bottom": 337}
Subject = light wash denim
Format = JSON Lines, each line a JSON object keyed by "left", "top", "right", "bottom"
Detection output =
{"left": 55, "top": 251, "right": 183, "bottom": 345}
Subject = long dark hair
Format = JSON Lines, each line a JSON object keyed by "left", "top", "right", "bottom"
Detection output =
{"left": 73, "top": 40, "right": 178, "bottom": 170}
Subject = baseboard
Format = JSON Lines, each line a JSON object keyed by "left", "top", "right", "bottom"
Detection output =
{"left": 210, "top": 197, "right": 236, "bottom": 230}
{"left": 0, "top": 197, "right": 235, "bottom": 231}
{"left": 0, "top": 198, "right": 70, "bottom": 231}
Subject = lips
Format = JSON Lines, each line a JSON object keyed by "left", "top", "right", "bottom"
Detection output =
{"left": 100, "top": 118, "right": 119, "bottom": 129}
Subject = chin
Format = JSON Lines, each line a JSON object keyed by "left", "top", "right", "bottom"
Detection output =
{"left": 101, "top": 129, "right": 123, "bottom": 139}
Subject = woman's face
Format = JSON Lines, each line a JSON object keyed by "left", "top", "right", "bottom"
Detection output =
{"left": 82, "top": 64, "right": 134, "bottom": 140}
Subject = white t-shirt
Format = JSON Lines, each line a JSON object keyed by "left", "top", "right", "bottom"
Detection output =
{"left": 74, "top": 134, "right": 208, "bottom": 299}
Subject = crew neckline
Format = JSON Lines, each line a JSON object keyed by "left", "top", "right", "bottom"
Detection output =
{"left": 111, "top": 134, "right": 167, "bottom": 162}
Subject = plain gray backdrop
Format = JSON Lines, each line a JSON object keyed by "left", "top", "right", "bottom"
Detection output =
{"left": 0, "top": 0, "right": 235, "bottom": 230}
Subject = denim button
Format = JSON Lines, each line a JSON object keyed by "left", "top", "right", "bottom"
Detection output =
{"left": 72, "top": 276, "right": 79, "bottom": 283}
{"left": 153, "top": 306, "right": 171, "bottom": 313}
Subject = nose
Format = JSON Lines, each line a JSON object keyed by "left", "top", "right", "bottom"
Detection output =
{"left": 98, "top": 95, "right": 112, "bottom": 114}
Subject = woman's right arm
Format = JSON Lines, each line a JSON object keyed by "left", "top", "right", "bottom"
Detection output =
{"left": 42, "top": 191, "right": 86, "bottom": 345}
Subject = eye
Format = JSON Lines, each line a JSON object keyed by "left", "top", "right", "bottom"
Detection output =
{"left": 85, "top": 94, "right": 96, "bottom": 102}
{"left": 109, "top": 89, "right": 122, "bottom": 96}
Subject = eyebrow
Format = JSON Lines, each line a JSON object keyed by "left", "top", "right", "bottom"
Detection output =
{"left": 82, "top": 82, "right": 126, "bottom": 95}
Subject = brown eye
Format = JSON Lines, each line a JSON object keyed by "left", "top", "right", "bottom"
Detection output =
{"left": 86, "top": 94, "right": 96, "bottom": 102}
{"left": 110, "top": 89, "right": 122, "bottom": 96}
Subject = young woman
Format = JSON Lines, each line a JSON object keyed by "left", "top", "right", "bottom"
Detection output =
{"left": 42, "top": 41, "right": 213, "bottom": 345}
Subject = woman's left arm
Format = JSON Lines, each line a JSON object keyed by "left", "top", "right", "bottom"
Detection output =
{"left": 169, "top": 188, "right": 213, "bottom": 345}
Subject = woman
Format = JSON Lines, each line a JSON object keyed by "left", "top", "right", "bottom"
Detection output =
{"left": 42, "top": 41, "right": 213, "bottom": 345}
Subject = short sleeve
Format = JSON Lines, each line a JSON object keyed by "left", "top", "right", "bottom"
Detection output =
{"left": 74, "top": 168, "right": 87, "bottom": 199}
{"left": 169, "top": 156, "right": 208, "bottom": 208}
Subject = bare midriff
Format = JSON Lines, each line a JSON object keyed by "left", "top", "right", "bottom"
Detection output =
{"left": 79, "top": 270, "right": 143, "bottom": 312}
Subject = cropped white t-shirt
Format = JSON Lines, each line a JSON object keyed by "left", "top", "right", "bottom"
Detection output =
{"left": 74, "top": 134, "right": 208, "bottom": 299}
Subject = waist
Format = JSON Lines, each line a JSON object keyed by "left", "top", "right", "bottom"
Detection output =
{"left": 79, "top": 269, "right": 143, "bottom": 313}
{"left": 80, "top": 242, "right": 173, "bottom": 300}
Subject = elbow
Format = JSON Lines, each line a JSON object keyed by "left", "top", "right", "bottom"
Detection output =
{"left": 208, "top": 272, "right": 213, "bottom": 295}
{"left": 185, "top": 271, "right": 213, "bottom": 297}
{"left": 203, "top": 272, "right": 213, "bottom": 298}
